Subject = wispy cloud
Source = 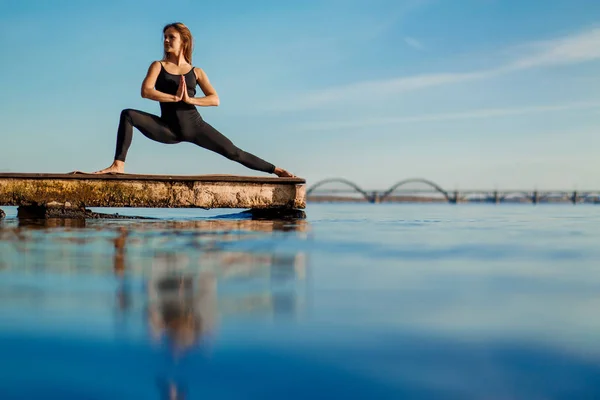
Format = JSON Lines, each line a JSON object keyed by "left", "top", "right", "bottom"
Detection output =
{"left": 505, "top": 28, "right": 600, "bottom": 70}
{"left": 298, "top": 101, "right": 600, "bottom": 131}
{"left": 274, "top": 28, "right": 600, "bottom": 111}
{"left": 404, "top": 36, "right": 424, "bottom": 50}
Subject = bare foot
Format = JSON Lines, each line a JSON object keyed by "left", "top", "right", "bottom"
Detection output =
{"left": 273, "top": 167, "right": 296, "bottom": 178}
{"left": 94, "top": 160, "right": 125, "bottom": 174}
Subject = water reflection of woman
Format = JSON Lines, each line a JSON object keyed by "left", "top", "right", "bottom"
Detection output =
{"left": 147, "top": 269, "right": 217, "bottom": 354}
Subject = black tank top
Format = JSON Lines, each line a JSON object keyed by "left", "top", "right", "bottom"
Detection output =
{"left": 155, "top": 62, "right": 198, "bottom": 116}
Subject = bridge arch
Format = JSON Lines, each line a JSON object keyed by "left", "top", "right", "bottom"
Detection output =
{"left": 306, "top": 178, "right": 371, "bottom": 202}
{"left": 380, "top": 178, "right": 450, "bottom": 202}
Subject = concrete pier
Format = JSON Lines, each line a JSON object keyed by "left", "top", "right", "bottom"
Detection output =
{"left": 0, "top": 173, "right": 306, "bottom": 219}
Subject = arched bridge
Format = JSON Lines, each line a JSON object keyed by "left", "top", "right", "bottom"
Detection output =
{"left": 306, "top": 178, "right": 600, "bottom": 204}
{"left": 307, "top": 178, "right": 454, "bottom": 203}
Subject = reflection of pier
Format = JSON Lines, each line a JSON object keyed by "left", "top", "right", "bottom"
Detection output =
{"left": 307, "top": 178, "right": 600, "bottom": 204}
{"left": 0, "top": 218, "right": 309, "bottom": 330}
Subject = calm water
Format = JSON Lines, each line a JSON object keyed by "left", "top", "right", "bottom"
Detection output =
{"left": 1, "top": 204, "right": 599, "bottom": 399}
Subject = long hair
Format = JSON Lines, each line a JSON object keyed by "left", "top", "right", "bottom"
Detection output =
{"left": 162, "top": 22, "right": 193, "bottom": 63}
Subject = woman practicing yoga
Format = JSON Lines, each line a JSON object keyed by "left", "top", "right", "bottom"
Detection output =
{"left": 94, "top": 22, "right": 294, "bottom": 177}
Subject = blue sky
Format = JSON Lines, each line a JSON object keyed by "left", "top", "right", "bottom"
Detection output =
{"left": 1, "top": 0, "right": 600, "bottom": 190}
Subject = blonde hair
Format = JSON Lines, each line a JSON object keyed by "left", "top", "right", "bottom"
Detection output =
{"left": 162, "top": 22, "right": 193, "bottom": 63}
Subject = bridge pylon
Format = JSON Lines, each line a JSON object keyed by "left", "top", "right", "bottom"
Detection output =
{"left": 449, "top": 190, "right": 459, "bottom": 204}
{"left": 370, "top": 191, "right": 380, "bottom": 204}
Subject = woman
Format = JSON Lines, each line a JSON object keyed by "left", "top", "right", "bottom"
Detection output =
{"left": 94, "top": 22, "right": 294, "bottom": 177}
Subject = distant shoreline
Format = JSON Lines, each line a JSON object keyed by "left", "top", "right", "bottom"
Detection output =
{"left": 308, "top": 196, "right": 600, "bottom": 204}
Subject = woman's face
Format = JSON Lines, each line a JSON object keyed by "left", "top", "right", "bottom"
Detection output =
{"left": 164, "top": 27, "right": 183, "bottom": 56}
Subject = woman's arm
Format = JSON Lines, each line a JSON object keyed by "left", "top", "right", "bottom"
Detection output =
{"left": 140, "top": 61, "right": 181, "bottom": 102}
{"left": 183, "top": 67, "right": 220, "bottom": 107}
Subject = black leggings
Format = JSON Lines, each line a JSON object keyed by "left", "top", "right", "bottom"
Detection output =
{"left": 114, "top": 108, "right": 275, "bottom": 174}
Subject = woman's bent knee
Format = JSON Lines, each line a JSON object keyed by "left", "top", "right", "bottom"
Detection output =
{"left": 120, "top": 109, "right": 135, "bottom": 121}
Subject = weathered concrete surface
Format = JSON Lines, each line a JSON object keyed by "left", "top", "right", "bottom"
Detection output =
{"left": 0, "top": 173, "right": 306, "bottom": 210}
